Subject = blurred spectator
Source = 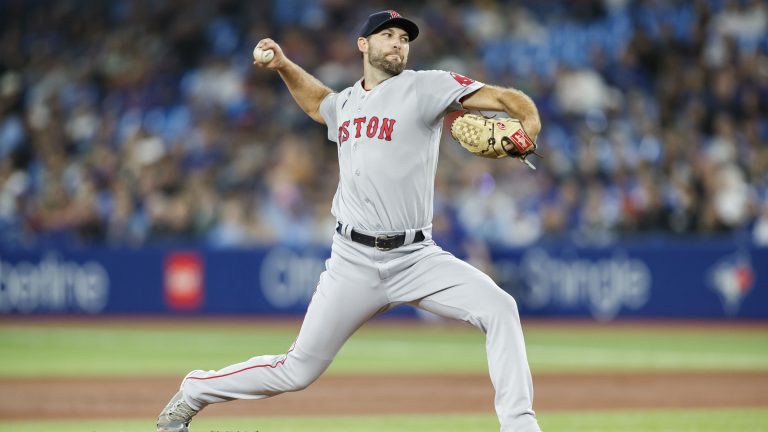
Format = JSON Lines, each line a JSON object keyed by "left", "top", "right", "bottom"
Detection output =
{"left": 754, "top": 204, "right": 768, "bottom": 246}
{"left": 0, "top": 0, "right": 766, "bottom": 250}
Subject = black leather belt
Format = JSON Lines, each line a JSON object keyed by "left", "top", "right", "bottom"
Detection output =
{"left": 336, "top": 223, "right": 425, "bottom": 251}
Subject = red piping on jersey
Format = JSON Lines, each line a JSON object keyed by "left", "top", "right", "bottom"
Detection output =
{"left": 186, "top": 282, "right": 321, "bottom": 381}
{"left": 186, "top": 345, "right": 296, "bottom": 380}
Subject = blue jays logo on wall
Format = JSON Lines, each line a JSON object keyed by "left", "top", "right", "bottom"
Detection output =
{"left": 708, "top": 252, "right": 755, "bottom": 316}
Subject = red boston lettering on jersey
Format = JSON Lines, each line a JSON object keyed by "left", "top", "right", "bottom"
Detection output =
{"left": 338, "top": 120, "right": 350, "bottom": 144}
{"left": 366, "top": 116, "right": 379, "bottom": 138}
{"left": 450, "top": 72, "right": 475, "bottom": 87}
{"left": 378, "top": 118, "right": 395, "bottom": 141}
{"left": 339, "top": 117, "right": 396, "bottom": 143}
{"left": 353, "top": 117, "right": 366, "bottom": 138}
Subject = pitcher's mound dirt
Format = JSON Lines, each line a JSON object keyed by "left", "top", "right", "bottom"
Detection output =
{"left": 1, "top": 372, "right": 767, "bottom": 420}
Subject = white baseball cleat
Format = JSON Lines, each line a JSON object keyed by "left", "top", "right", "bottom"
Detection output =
{"left": 156, "top": 390, "right": 198, "bottom": 432}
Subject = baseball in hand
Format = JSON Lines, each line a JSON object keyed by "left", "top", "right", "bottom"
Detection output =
{"left": 253, "top": 47, "right": 274, "bottom": 64}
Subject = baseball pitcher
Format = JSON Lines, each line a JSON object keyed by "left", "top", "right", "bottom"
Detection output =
{"left": 158, "top": 10, "right": 542, "bottom": 432}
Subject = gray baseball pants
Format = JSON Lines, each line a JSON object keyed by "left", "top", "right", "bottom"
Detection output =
{"left": 181, "top": 232, "right": 540, "bottom": 432}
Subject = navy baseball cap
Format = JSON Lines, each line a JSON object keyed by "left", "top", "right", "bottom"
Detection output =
{"left": 359, "top": 10, "right": 419, "bottom": 41}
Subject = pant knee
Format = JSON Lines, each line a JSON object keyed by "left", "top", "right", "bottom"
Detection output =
{"left": 482, "top": 294, "right": 520, "bottom": 325}
{"left": 283, "top": 354, "right": 330, "bottom": 392}
{"left": 287, "top": 370, "right": 320, "bottom": 392}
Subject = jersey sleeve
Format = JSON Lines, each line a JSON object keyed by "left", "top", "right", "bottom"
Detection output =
{"left": 319, "top": 92, "right": 340, "bottom": 142}
{"left": 415, "top": 70, "right": 485, "bottom": 122}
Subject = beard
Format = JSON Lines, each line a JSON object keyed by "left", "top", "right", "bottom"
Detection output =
{"left": 368, "top": 48, "right": 406, "bottom": 76}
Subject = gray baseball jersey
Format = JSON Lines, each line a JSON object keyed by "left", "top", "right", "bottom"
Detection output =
{"left": 178, "top": 69, "right": 541, "bottom": 432}
{"left": 319, "top": 69, "right": 485, "bottom": 233}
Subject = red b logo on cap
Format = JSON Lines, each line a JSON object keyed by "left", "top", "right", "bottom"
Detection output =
{"left": 388, "top": 10, "right": 401, "bottom": 18}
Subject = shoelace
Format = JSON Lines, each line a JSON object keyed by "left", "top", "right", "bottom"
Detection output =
{"left": 167, "top": 400, "right": 197, "bottom": 422}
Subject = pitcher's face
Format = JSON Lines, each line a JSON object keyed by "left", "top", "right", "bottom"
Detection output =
{"left": 364, "top": 27, "right": 410, "bottom": 76}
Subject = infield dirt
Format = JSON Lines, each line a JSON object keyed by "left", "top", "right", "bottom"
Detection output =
{"left": 1, "top": 371, "right": 767, "bottom": 420}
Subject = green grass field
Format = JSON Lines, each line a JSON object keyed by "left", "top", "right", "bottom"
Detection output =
{"left": 1, "top": 319, "right": 767, "bottom": 431}
{"left": 2, "top": 320, "right": 767, "bottom": 377}
{"left": 3, "top": 409, "right": 768, "bottom": 432}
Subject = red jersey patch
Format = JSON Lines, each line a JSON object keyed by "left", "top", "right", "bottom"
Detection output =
{"left": 450, "top": 72, "right": 475, "bottom": 87}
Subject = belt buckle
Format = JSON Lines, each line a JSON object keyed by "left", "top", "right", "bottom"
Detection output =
{"left": 374, "top": 234, "right": 397, "bottom": 251}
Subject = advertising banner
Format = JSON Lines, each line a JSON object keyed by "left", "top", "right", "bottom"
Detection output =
{"left": 1, "top": 241, "right": 765, "bottom": 320}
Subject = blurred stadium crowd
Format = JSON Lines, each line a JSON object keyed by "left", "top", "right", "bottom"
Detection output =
{"left": 0, "top": 0, "right": 766, "bottom": 250}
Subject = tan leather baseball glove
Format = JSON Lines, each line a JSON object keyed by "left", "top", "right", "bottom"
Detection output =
{"left": 450, "top": 113, "right": 539, "bottom": 168}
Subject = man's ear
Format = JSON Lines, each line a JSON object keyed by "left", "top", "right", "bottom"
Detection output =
{"left": 357, "top": 37, "right": 368, "bottom": 55}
